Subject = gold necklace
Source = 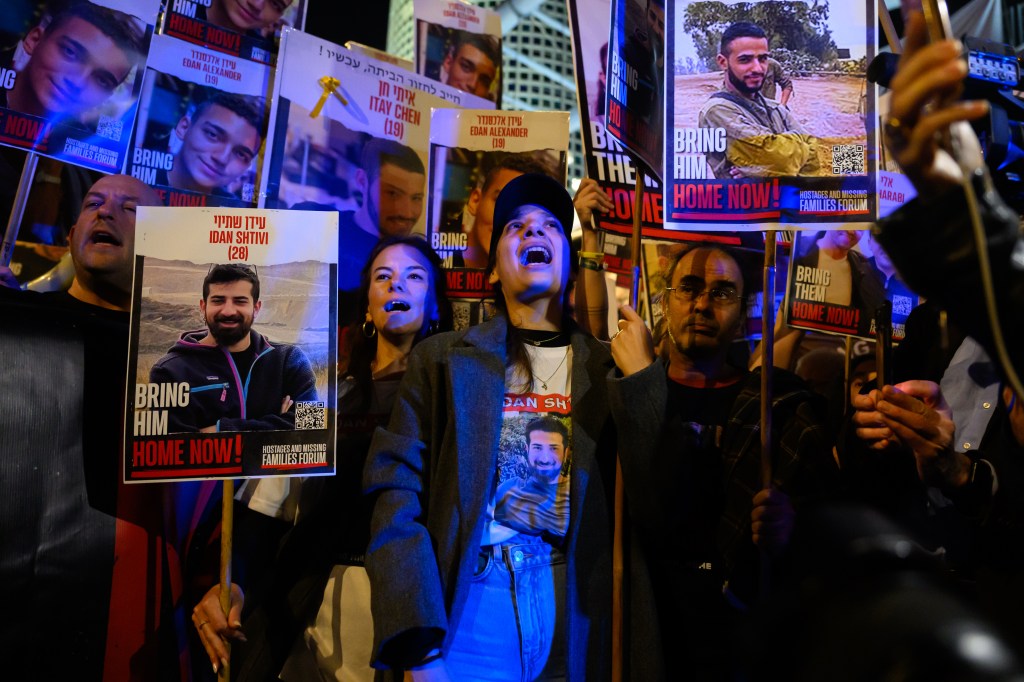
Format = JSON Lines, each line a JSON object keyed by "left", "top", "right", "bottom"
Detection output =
{"left": 532, "top": 346, "right": 569, "bottom": 390}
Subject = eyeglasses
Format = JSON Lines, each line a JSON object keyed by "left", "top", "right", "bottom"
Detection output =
{"left": 665, "top": 283, "right": 740, "bottom": 305}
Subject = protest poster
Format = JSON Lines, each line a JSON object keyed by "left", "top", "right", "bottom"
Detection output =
{"left": 414, "top": 0, "right": 502, "bottom": 107}
{"left": 124, "top": 205, "right": 337, "bottom": 482}
{"left": 0, "top": 0, "right": 158, "bottom": 172}
{"left": 568, "top": 0, "right": 669, "bottom": 272}
{"left": 665, "top": 0, "right": 876, "bottom": 230}
{"left": 784, "top": 228, "right": 918, "bottom": 341}
{"left": 260, "top": 28, "right": 493, "bottom": 325}
{"left": 126, "top": 33, "right": 271, "bottom": 208}
{"left": 161, "top": 0, "right": 306, "bottom": 65}
{"left": 606, "top": 0, "right": 665, "bottom": 180}
{"left": 426, "top": 108, "right": 568, "bottom": 302}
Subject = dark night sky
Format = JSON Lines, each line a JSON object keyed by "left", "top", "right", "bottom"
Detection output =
{"left": 305, "top": 2, "right": 390, "bottom": 52}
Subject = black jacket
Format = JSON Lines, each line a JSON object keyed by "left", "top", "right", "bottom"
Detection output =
{"left": 149, "top": 328, "right": 317, "bottom": 433}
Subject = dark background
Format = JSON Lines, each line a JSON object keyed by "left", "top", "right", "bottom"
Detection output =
{"left": 309, "top": 2, "right": 389, "bottom": 51}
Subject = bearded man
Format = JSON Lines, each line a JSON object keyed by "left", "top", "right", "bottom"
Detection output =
{"left": 149, "top": 262, "right": 317, "bottom": 433}
{"left": 697, "top": 21, "right": 817, "bottom": 179}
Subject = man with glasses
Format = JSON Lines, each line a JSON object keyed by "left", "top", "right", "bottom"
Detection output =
{"left": 149, "top": 262, "right": 318, "bottom": 433}
{"left": 607, "top": 245, "right": 838, "bottom": 679}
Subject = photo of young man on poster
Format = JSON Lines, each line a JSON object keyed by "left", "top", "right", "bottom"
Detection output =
{"left": 0, "top": 0, "right": 156, "bottom": 171}
{"left": 147, "top": 262, "right": 319, "bottom": 435}
{"left": 132, "top": 71, "right": 265, "bottom": 204}
{"left": 0, "top": 1, "right": 147, "bottom": 126}
{"left": 494, "top": 416, "right": 572, "bottom": 536}
{"left": 789, "top": 229, "right": 886, "bottom": 338}
{"left": 163, "top": 0, "right": 305, "bottom": 64}
{"left": 161, "top": 90, "right": 264, "bottom": 199}
{"left": 436, "top": 150, "right": 560, "bottom": 269}
{"left": 420, "top": 25, "right": 500, "bottom": 102}
{"left": 199, "top": 0, "right": 296, "bottom": 37}
{"left": 696, "top": 20, "right": 817, "bottom": 179}
{"left": 666, "top": 0, "right": 873, "bottom": 227}
{"left": 440, "top": 29, "right": 500, "bottom": 101}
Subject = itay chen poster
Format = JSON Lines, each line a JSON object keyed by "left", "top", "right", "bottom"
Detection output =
{"left": 124, "top": 205, "right": 338, "bottom": 483}
{"left": 259, "top": 28, "right": 492, "bottom": 326}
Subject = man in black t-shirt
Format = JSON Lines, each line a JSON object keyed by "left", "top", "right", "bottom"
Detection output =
{"left": 0, "top": 174, "right": 224, "bottom": 680}
{"left": 609, "top": 244, "right": 838, "bottom": 680}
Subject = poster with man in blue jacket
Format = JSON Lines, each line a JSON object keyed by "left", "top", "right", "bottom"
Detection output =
{"left": 124, "top": 205, "right": 338, "bottom": 482}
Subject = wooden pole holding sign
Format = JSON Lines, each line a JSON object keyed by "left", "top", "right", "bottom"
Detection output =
{"left": 760, "top": 231, "right": 776, "bottom": 491}
{"left": 1, "top": 152, "right": 39, "bottom": 268}
{"left": 758, "top": 231, "right": 777, "bottom": 600}
{"left": 218, "top": 479, "right": 234, "bottom": 680}
{"left": 612, "top": 169, "right": 644, "bottom": 682}
{"left": 629, "top": 172, "right": 644, "bottom": 310}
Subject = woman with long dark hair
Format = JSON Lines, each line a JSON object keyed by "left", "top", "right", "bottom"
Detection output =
{"left": 364, "top": 174, "right": 619, "bottom": 680}
{"left": 193, "top": 236, "right": 451, "bottom": 681}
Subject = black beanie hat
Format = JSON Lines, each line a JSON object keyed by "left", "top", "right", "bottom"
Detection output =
{"left": 487, "top": 173, "right": 576, "bottom": 273}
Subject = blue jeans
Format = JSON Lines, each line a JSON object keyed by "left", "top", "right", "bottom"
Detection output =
{"left": 445, "top": 537, "right": 566, "bottom": 681}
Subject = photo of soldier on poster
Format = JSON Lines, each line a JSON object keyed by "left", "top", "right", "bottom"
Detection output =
{"left": 665, "top": 0, "right": 875, "bottom": 228}
{"left": 127, "top": 33, "right": 270, "bottom": 208}
{"left": 414, "top": 0, "right": 502, "bottom": 106}
{"left": 0, "top": 0, "right": 157, "bottom": 172}
{"left": 161, "top": 0, "right": 307, "bottom": 64}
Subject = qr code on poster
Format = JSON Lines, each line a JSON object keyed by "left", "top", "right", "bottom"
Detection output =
{"left": 96, "top": 116, "right": 123, "bottom": 141}
{"left": 295, "top": 401, "right": 326, "bottom": 430}
{"left": 831, "top": 144, "right": 865, "bottom": 175}
{"left": 892, "top": 295, "right": 913, "bottom": 317}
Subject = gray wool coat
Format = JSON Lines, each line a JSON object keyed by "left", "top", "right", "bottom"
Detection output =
{"left": 363, "top": 314, "right": 619, "bottom": 680}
